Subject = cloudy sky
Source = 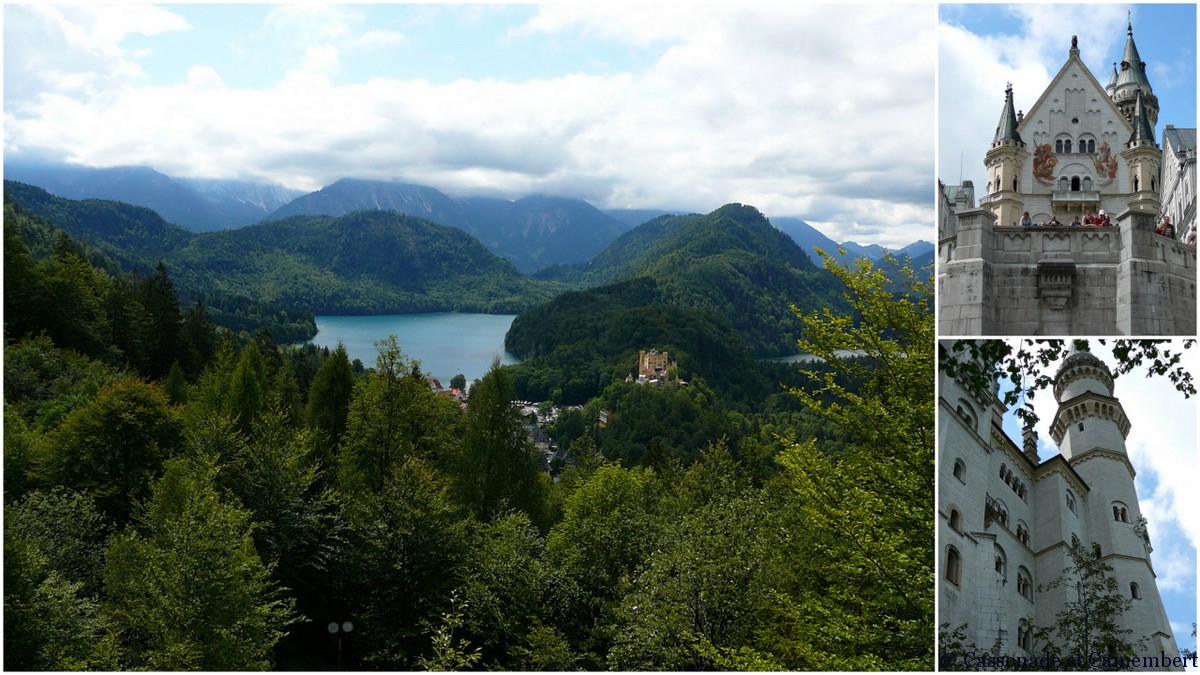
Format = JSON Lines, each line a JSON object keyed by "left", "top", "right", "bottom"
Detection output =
{"left": 3, "top": 4, "right": 935, "bottom": 248}
{"left": 998, "top": 341, "right": 1198, "bottom": 658}
{"left": 939, "top": 3, "right": 1196, "bottom": 193}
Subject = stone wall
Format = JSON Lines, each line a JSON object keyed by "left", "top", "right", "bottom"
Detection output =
{"left": 939, "top": 208, "right": 1196, "bottom": 335}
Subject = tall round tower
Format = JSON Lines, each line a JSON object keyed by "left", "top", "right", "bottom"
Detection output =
{"left": 1048, "top": 350, "right": 1179, "bottom": 666}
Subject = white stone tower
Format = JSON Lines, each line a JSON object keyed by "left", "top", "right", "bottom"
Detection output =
{"left": 983, "top": 83, "right": 1030, "bottom": 227}
{"left": 1046, "top": 349, "right": 1179, "bottom": 664}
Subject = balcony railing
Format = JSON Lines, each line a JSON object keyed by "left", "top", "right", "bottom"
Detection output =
{"left": 1051, "top": 190, "right": 1101, "bottom": 203}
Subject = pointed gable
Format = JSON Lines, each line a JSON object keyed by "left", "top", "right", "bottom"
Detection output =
{"left": 1016, "top": 50, "right": 1132, "bottom": 143}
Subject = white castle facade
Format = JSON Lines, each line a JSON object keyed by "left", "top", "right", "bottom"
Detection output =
{"left": 938, "top": 25, "right": 1196, "bottom": 335}
{"left": 939, "top": 348, "right": 1180, "bottom": 669}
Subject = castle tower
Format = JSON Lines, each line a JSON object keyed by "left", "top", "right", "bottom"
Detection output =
{"left": 1121, "top": 87, "right": 1163, "bottom": 213}
{"left": 1046, "top": 350, "right": 1179, "bottom": 666}
{"left": 984, "top": 83, "right": 1030, "bottom": 226}
{"left": 1110, "top": 19, "right": 1159, "bottom": 128}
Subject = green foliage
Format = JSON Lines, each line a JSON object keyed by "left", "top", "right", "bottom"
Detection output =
{"left": 558, "top": 203, "right": 848, "bottom": 356}
{"left": 417, "top": 591, "right": 482, "bottom": 671}
{"left": 606, "top": 492, "right": 783, "bottom": 670}
{"left": 1031, "top": 541, "right": 1144, "bottom": 668}
{"left": 768, "top": 251, "right": 934, "bottom": 670}
{"left": 338, "top": 337, "right": 460, "bottom": 494}
{"left": 454, "top": 360, "right": 549, "bottom": 527}
{"left": 47, "top": 379, "right": 185, "bottom": 524}
{"left": 340, "top": 456, "right": 468, "bottom": 668}
{"left": 306, "top": 342, "right": 355, "bottom": 463}
{"left": 456, "top": 513, "right": 545, "bottom": 665}
{"left": 543, "top": 463, "right": 664, "bottom": 664}
{"left": 4, "top": 513, "right": 114, "bottom": 671}
{"left": 103, "top": 457, "right": 298, "bottom": 670}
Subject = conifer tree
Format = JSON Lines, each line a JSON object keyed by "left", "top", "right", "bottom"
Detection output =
{"left": 455, "top": 360, "right": 548, "bottom": 527}
{"left": 306, "top": 343, "right": 355, "bottom": 463}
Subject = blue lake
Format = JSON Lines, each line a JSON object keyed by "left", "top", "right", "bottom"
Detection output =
{"left": 306, "top": 313, "right": 520, "bottom": 384}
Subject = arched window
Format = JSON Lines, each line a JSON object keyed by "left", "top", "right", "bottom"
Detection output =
{"left": 1083, "top": 176, "right": 1092, "bottom": 191}
{"left": 949, "top": 509, "right": 963, "bottom": 533}
{"left": 1071, "top": 176, "right": 1081, "bottom": 191}
{"left": 1017, "top": 567, "right": 1033, "bottom": 600}
{"left": 1093, "top": 543, "right": 1102, "bottom": 558}
{"left": 1018, "top": 623, "right": 1033, "bottom": 651}
{"left": 946, "top": 546, "right": 962, "bottom": 586}
{"left": 1016, "top": 521, "right": 1030, "bottom": 546}
{"left": 1130, "top": 582, "right": 1141, "bottom": 600}
{"left": 1056, "top": 139, "right": 1064, "bottom": 153}
{"left": 1065, "top": 139, "right": 1073, "bottom": 153}
{"left": 1059, "top": 177, "right": 1069, "bottom": 191}
{"left": 1071, "top": 534, "right": 1081, "bottom": 550}
{"left": 1088, "top": 139, "right": 1095, "bottom": 153}
{"left": 953, "top": 459, "right": 966, "bottom": 483}
{"left": 1113, "top": 502, "right": 1129, "bottom": 523}
{"left": 995, "top": 543, "right": 1008, "bottom": 578}
{"left": 1066, "top": 490, "right": 1077, "bottom": 514}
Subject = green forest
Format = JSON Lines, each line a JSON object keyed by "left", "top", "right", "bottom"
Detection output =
{"left": 4, "top": 192, "right": 934, "bottom": 670}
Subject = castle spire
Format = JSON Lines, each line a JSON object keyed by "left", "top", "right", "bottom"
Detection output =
{"left": 1111, "top": 16, "right": 1158, "bottom": 128}
{"left": 992, "top": 83, "right": 1024, "bottom": 146}
{"left": 1127, "top": 88, "right": 1156, "bottom": 147}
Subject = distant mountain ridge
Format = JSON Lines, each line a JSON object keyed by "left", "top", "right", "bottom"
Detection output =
{"left": 266, "top": 178, "right": 629, "bottom": 273}
{"left": 4, "top": 161, "right": 932, "bottom": 271}
{"left": 3, "top": 161, "right": 301, "bottom": 231}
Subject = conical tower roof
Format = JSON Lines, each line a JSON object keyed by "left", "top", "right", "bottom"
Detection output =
{"left": 1106, "top": 62, "right": 1119, "bottom": 92}
{"left": 992, "top": 83, "right": 1024, "bottom": 145}
{"left": 1127, "top": 87, "right": 1157, "bottom": 146}
{"left": 1115, "top": 19, "right": 1153, "bottom": 92}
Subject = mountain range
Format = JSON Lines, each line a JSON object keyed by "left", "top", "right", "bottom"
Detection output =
{"left": 4, "top": 161, "right": 929, "bottom": 271}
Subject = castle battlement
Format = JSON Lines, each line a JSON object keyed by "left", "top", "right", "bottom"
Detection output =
{"left": 939, "top": 208, "right": 1196, "bottom": 335}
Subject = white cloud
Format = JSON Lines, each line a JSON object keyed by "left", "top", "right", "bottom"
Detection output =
{"left": 4, "top": 4, "right": 188, "bottom": 101}
{"left": 5, "top": 4, "right": 934, "bottom": 248}
{"left": 938, "top": 5, "right": 1130, "bottom": 189}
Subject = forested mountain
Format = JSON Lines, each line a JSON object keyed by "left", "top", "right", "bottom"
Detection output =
{"left": 4, "top": 181, "right": 194, "bottom": 264}
{"left": 266, "top": 178, "right": 629, "bottom": 273}
{"left": 533, "top": 204, "right": 849, "bottom": 357}
{"left": 3, "top": 183, "right": 558, "bottom": 324}
{"left": 169, "top": 210, "right": 562, "bottom": 314}
{"left": 3, "top": 162, "right": 299, "bottom": 231}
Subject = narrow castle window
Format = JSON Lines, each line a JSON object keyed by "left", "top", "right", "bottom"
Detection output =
{"left": 1071, "top": 176, "right": 1081, "bottom": 191}
{"left": 1088, "top": 139, "right": 1095, "bottom": 153}
{"left": 1130, "top": 582, "right": 1141, "bottom": 600}
{"left": 1056, "top": 139, "right": 1063, "bottom": 153}
{"left": 949, "top": 509, "right": 963, "bottom": 533}
{"left": 1065, "top": 139, "right": 1073, "bottom": 153}
{"left": 946, "top": 547, "right": 962, "bottom": 586}
{"left": 953, "top": 459, "right": 966, "bottom": 482}
{"left": 1066, "top": 490, "right": 1076, "bottom": 513}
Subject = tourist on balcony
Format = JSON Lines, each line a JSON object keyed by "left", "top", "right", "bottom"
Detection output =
{"left": 1098, "top": 210, "right": 1110, "bottom": 227}
{"left": 1048, "top": 215, "right": 1061, "bottom": 226}
{"left": 1158, "top": 216, "right": 1175, "bottom": 239}
{"left": 1084, "top": 210, "right": 1095, "bottom": 225}
{"left": 1020, "top": 212, "right": 1032, "bottom": 227}
{"left": 1070, "top": 215, "right": 1082, "bottom": 227}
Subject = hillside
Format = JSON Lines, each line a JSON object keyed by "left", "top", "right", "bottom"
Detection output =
{"left": 3, "top": 181, "right": 194, "bottom": 266}
{"left": 169, "top": 210, "right": 561, "bottom": 314}
{"left": 3, "top": 184, "right": 561, "bottom": 323}
{"left": 571, "top": 203, "right": 849, "bottom": 355}
{"left": 266, "top": 178, "right": 627, "bottom": 273}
